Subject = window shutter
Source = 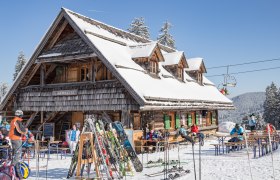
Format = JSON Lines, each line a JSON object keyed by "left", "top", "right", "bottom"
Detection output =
{"left": 188, "top": 114, "right": 192, "bottom": 126}
{"left": 164, "top": 114, "right": 171, "bottom": 129}
{"left": 175, "top": 114, "right": 180, "bottom": 129}
{"left": 196, "top": 113, "right": 199, "bottom": 125}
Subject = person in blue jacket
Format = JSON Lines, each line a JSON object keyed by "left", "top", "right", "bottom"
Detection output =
{"left": 229, "top": 123, "right": 244, "bottom": 142}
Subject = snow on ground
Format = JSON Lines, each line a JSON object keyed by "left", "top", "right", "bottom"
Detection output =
{"left": 28, "top": 136, "right": 280, "bottom": 180}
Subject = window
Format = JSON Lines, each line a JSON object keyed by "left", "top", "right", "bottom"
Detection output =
{"left": 80, "top": 66, "right": 89, "bottom": 81}
{"left": 178, "top": 68, "right": 183, "bottom": 80}
{"left": 150, "top": 61, "right": 157, "bottom": 74}
{"left": 197, "top": 73, "right": 203, "bottom": 84}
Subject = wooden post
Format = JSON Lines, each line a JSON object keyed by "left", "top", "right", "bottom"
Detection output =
{"left": 92, "top": 58, "right": 96, "bottom": 83}
{"left": 40, "top": 64, "right": 45, "bottom": 87}
{"left": 41, "top": 111, "right": 43, "bottom": 124}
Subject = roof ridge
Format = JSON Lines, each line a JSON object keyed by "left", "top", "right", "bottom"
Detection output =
{"left": 63, "top": 8, "right": 177, "bottom": 52}
{"left": 63, "top": 8, "right": 150, "bottom": 43}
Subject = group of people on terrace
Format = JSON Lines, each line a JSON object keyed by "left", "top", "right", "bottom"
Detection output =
{"left": 228, "top": 113, "right": 277, "bottom": 143}
{"left": 144, "top": 123, "right": 205, "bottom": 149}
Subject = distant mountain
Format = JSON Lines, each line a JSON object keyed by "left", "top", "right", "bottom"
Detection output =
{"left": 219, "top": 92, "right": 265, "bottom": 123}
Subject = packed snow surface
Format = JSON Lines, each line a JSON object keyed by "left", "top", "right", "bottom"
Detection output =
{"left": 27, "top": 136, "right": 280, "bottom": 180}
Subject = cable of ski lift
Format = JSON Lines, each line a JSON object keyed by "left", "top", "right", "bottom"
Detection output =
{"left": 207, "top": 66, "right": 280, "bottom": 77}
{"left": 208, "top": 57, "right": 280, "bottom": 69}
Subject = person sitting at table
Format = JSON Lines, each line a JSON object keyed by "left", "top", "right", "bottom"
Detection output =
{"left": 145, "top": 129, "right": 158, "bottom": 151}
{"left": 265, "top": 123, "right": 276, "bottom": 134}
{"left": 229, "top": 123, "right": 244, "bottom": 142}
{"left": 191, "top": 124, "right": 205, "bottom": 145}
{"left": 68, "top": 124, "right": 80, "bottom": 155}
{"left": 179, "top": 125, "right": 194, "bottom": 145}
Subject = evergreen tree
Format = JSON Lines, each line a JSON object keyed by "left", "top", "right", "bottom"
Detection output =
{"left": 263, "top": 82, "right": 278, "bottom": 125}
{"left": 275, "top": 88, "right": 280, "bottom": 129}
{"left": 128, "top": 17, "right": 150, "bottom": 39}
{"left": 157, "top": 21, "right": 175, "bottom": 49}
{"left": 13, "top": 51, "right": 27, "bottom": 81}
{"left": 0, "top": 82, "right": 8, "bottom": 102}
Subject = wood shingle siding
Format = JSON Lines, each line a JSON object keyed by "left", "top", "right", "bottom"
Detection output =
{"left": 17, "top": 81, "right": 139, "bottom": 111}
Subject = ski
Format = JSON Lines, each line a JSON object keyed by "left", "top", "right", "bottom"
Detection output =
{"left": 67, "top": 119, "right": 90, "bottom": 178}
{"left": 112, "top": 121, "right": 143, "bottom": 172}
{"left": 92, "top": 118, "right": 113, "bottom": 179}
{"left": 165, "top": 170, "right": 191, "bottom": 180}
{"left": 145, "top": 161, "right": 188, "bottom": 168}
{"left": 145, "top": 165, "right": 184, "bottom": 177}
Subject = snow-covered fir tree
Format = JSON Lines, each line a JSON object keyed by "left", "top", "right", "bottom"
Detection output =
{"left": 13, "top": 51, "right": 27, "bottom": 81}
{"left": 128, "top": 17, "right": 150, "bottom": 39}
{"left": 0, "top": 82, "right": 8, "bottom": 102}
{"left": 263, "top": 82, "right": 278, "bottom": 126}
{"left": 157, "top": 21, "right": 175, "bottom": 49}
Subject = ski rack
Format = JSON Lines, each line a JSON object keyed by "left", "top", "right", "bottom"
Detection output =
{"left": 76, "top": 132, "right": 100, "bottom": 177}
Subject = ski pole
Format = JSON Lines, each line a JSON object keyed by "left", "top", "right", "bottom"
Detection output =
{"left": 192, "top": 144, "right": 197, "bottom": 180}
{"left": 267, "top": 124, "right": 276, "bottom": 180}
{"left": 243, "top": 125, "right": 253, "bottom": 180}
{"left": 199, "top": 136, "right": 201, "bottom": 180}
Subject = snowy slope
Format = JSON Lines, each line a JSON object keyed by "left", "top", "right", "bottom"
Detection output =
{"left": 219, "top": 92, "right": 265, "bottom": 123}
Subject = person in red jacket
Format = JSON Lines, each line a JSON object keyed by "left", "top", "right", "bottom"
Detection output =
{"left": 191, "top": 124, "right": 205, "bottom": 146}
{"left": 265, "top": 123, "right": 276, "bottom": 134}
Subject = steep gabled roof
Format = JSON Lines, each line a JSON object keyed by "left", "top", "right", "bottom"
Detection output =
{"left": 161, "top": 51, "right": 188, "bottom": 68}
{"left": 0, "top": 8, "right": 233, "bottom": 111}
{"left": 186, "top": 57, "right": 207, "bottom": 73}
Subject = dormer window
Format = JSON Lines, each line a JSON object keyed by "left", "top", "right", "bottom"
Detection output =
{"left": 162, "top": 51, "right": 188, "bottom": 81}
{"left": 150, "top": 61, "right": 158, "bottom": 74}
{"left": 130, "top": 42, "right": 164, "bottom": 77}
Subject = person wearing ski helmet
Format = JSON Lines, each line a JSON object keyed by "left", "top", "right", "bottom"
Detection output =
{"left": 8, "top": 110, "right": 28, "bottom": 178}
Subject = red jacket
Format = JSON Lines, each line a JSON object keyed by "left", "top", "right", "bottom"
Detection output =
{"left": 191, "top": 125, "right": 199, "bottom": 133}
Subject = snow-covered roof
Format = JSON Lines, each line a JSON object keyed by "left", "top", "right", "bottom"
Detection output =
{"left": 203, "top": 76, "right": 215, "bottom": 86}
{"left": 161, "top": 51, "right": 186, "bottom": 66}
{"left": 186, "top": 57, "right": 206, "bottom": 73}
{"left": 129, "top": 42, "right": 157, "bottom": 58}
{"left": 65, "top": 9, "right": 232, "bottom": 107}
{"left": 0, "top": 8, "right": 233, "bottom": 111}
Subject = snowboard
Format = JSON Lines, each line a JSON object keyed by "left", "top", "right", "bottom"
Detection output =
{"left": 112, "top": 121, "right": 143, "bottom": 172}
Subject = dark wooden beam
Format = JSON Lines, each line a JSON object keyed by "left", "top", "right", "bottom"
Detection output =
{"left": 24, "top": 64, "right": 41, "bottom": 86}
{"left": 40, "top": 64, "right": 46, "bottom": 87}
{"left": 91, "top": 58, "right": 95, "bottom": 83}
{"left": 25, "top": 111, "right": 39, "bottom": 128}
{"left": 36, "top": 53, "right": 97, "bottom": 63}
{"left": 47, "top": 20, "right": 68, "bottom": 50}
{"left": 45, "top": 64, "right": 57, "bottom": 79}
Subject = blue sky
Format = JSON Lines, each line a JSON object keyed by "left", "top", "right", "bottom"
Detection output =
{"left": 0, "top": 0, "right": 280, "bottom": 97}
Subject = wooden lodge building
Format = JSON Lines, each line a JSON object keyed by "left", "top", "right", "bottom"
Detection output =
{"left": 0, "top": 8, "right": 234, "bottom": 140}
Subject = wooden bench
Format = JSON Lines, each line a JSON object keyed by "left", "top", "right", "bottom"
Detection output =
{"left": 210, "top": 144, "right": 221, "bottom": 156}
{"left": 225, "top": 142, "right": 245, "bottom": 153}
